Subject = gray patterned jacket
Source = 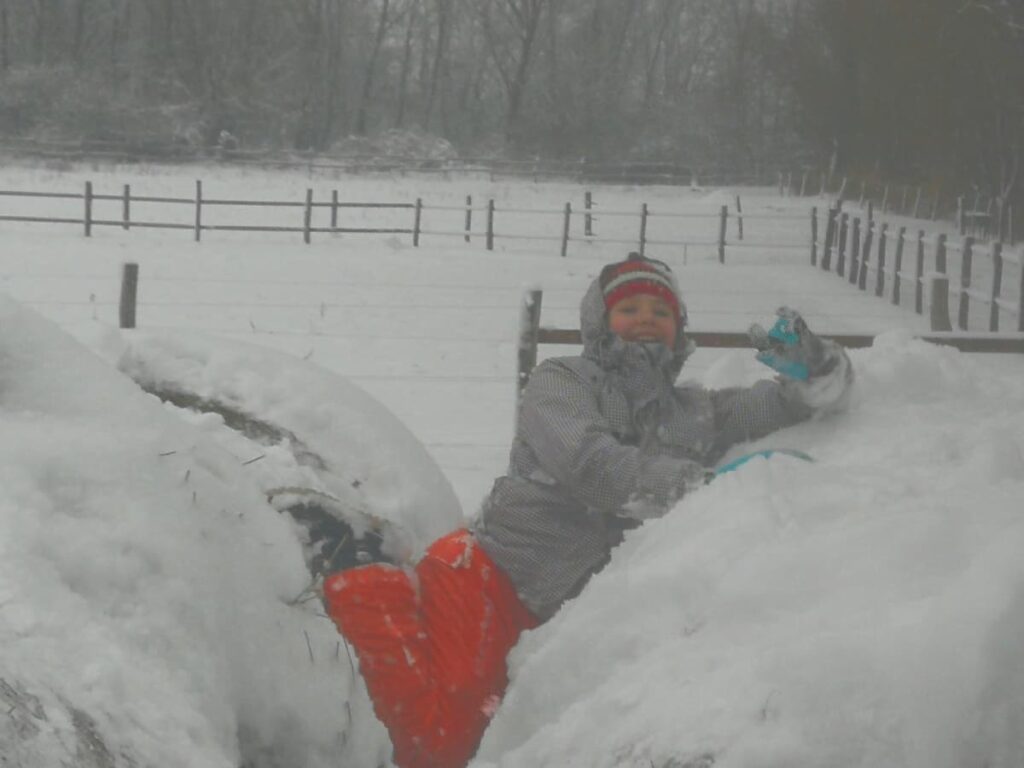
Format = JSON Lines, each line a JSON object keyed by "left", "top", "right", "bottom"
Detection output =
{"left": 473, "top": 275, "right": 852, "bottom": 622}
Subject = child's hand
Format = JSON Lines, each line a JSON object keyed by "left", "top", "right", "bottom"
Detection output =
{"left": 749, "top": 307, "right": 833, "bottom": 380}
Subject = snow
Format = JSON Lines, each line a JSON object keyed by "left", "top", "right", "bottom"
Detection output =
{"left": 478, "top": 335, "right": 1024, "bottom": 768}
{"left": 1, "top": 161, "right": 1023, "bottom": 767}
{"left": 0, "top": 294, "right": 391, "bottom": 767}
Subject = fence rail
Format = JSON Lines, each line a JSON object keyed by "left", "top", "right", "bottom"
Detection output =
{"left": 517, "top": 287, "right": 1024, "bottom": 395}
{"left": 0, "top": 179, "right": 803, "bottom": 261}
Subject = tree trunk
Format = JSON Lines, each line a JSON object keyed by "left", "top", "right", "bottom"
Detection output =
{"left": 504, "top": 0, "right": 544, "bottom": 146}
{"left": 73, "top": 0, "right": 88, "bottom": 64}
{"left": 1, "top": 0, "right": 9, "bottom": 71}
{"left": 422, "top": 0, "right": 450, "bottom": 131}
{"left": 356, "top": 0, "right": 390, "bottom": 135}
{"left": 395, "top": 2, "right": 417, "bottom": 127}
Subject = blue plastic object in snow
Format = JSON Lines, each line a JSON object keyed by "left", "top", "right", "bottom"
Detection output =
{"left": 714, "top": 448, "right": 814, "bottom": 476}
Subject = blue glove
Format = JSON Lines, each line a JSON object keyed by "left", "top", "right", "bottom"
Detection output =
{"left": 749, "top": 307, "right": 832, "bottom": 380}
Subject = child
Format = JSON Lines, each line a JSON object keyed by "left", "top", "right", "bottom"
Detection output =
{"left": 324, "top": 253, "right": 853, "bottom": 768}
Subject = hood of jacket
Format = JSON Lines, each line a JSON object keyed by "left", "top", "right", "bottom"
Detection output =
{"left": 578, "top": 270, "right": 694, "bottom": 383}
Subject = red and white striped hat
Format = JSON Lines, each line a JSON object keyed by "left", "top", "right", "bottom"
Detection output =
{"left": 599, "top": 253, "right": 680, "bottom": 317}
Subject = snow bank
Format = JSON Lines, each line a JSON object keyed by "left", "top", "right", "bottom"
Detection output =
{"left": 476, "top": 335, "right": 1024, "bottom": 768}
{"left": 0, "top": 294, "right": 391, "bottom": 767}
{"left": 85, "top": 327, "right": 463, "bottom": 555}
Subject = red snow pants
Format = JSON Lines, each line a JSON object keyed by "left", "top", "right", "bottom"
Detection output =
{"left": 323, "top": 529, "right": 538, "bottom": 768}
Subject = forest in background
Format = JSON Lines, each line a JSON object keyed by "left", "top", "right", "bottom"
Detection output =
{"left": 0, "top": 0, "right": 1021, "bottom": 204}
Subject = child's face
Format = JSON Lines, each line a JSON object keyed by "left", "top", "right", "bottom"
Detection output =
{"left": 607, "top": 294, "right": 678, "bottom": 347}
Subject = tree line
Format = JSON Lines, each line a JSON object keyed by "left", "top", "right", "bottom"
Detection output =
{"left": 0, "top": 0, "right": 1020, "bottom": 206}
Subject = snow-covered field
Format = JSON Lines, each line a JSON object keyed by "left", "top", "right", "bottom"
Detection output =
{"left": 1, "top": 161, "right": 1023, "bottom": 768}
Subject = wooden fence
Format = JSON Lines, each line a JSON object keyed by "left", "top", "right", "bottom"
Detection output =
{"left": 811, "top": 206, "right": 1024, "bottom": 334}
{"left": 517, "top": 287, "right": 1024, "bottom": 398}
{"left": 780, "top": 169, "right": 1017, "bottom": 246}
{"left": 0, "top": 181, "right": 810, "bottom": 261}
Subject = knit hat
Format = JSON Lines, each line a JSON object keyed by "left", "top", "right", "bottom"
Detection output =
{"left": 599, "top": 253, "right": 680, "bottom": 317}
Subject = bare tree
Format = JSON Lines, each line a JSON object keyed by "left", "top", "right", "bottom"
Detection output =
{"left": 355, "top": 0, "right": 393, "bottom": 135}
{"left": 477, "top": 0, "right": 547, "bottom": 145}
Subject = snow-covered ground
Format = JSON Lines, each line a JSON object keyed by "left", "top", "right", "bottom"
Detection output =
{"left": 1, "top": 161, "right": 1023, "bottom": 767}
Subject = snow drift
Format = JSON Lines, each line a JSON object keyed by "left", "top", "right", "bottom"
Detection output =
{"left": 0, "top": 294, "right": 428, "bottom": 767}
{"left": 476, "top": 333, "right": 1024, "bottom": 768}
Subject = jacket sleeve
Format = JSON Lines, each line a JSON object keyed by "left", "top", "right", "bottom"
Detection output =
{"left": 518, "top": 361, "right": 706, "bottom": 516}
{"left": 707, "top": 340, "right": 854, "bottom": 455}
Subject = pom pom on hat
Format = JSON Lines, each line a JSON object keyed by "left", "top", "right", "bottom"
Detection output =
{"left": 599, "top": 253, "right": 680, "bottom": 317}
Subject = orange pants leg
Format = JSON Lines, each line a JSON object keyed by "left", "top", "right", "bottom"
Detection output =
{"left": 324, "top": 530, "right": 537, "bottom": 768}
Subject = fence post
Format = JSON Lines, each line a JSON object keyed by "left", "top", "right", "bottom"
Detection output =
{"left": 858, "top": 221, "right": 874, "bottom": 290}
{"left": 84, "top": 181, "right": 93, "bottom": 237}
{"left": 849, "top": 217, "right": 861, "bottom": 285}
{"left": 331, "top": 190, "right": 338, "bottom": 231}
{"left": 936, "top": 232, "right": 948, "bottom": 275}
{"left": 822, "top": 207, "right": 836, "bottom": 271}
{"left": 1018, "top": 245, "right": 1024, "bottom": 331}
{"left": 900, "top": 185, "right": 909, "bottom": 214}
{"left": 486, "top": 199, "right": 495, "bottom": 251}
{"left": 561, "top": 202, "right": 571, "bottom": 258}
{"left": 912, "top": 186, "right": 922, "bottom": 218}
{"left": 717, "top": 205, "right": 727, "bottom": 264}
{"left": 867, "top": 200, "right": 874, "bottom": 225}
{"left": 931, "top": 189, "right": 941, "bottom": 220}
{"left": 881, "top": 184, "right": 890, "bottom": 213}
{"left": 119, "top": 262, "right": 139, "bottom": 329}
{"left": 930, "top": 276, "right": 953, "bottom": 331}
{"left": 989, "top": 241, "right": 1004, "bottom": 331}
{"left": 735, "top": 194, "right": 744, "bottom": 240}
{"left": 303, "top": 188, "right": 313, "bottom": 244}
{"left": 957, "top": 196, "right": 965, "bottom": 235}
{"left": 584, "top": 191, "right": 593, "bottom": 237}
{"left": 836, "top": 212, "right": 849, "bottom": 277}
{"left": 413, "top": 197, "right": 422, "bottom": 247}
{"left": 914, "top": 231, "right": 925, "bottom": 314}
{"left": 122, "top": 184, "right": 131, "bottom": 230}
{"left": 875, "top": 223, "right": 888, "bottom": 297}
{"left": 858, "top": 179, "right": 866, "bottom": 207}
{"left": 810, "top": 207, "right": 818, "bottom": 266}
{"left": 517, "top": 289, "right": 543, "bottom": 403}
{"left": 639, "top": 203, "right": 648, "bottom": 255}
{"left": 958, "top": 236, "right": 974, "bottom": 330}
{"left": 464, "top": 195, "right": 472, "bottom": 243}
{"left": 799, "top": 171, "right": 808, "bottom": 197}
{"left": 194, "top": 180, "right": 202, "bottom": 242}
{"left": 892, "top": 226, "right": 906, "bottom": 306}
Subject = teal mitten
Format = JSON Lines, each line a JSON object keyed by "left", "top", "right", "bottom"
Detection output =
{"left": 749, "top": 307, "right": 832, "bottom": 381}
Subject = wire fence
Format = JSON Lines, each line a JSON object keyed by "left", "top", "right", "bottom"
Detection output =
{"left": 0, "top": 180, "right": 813, "bottom": 262}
